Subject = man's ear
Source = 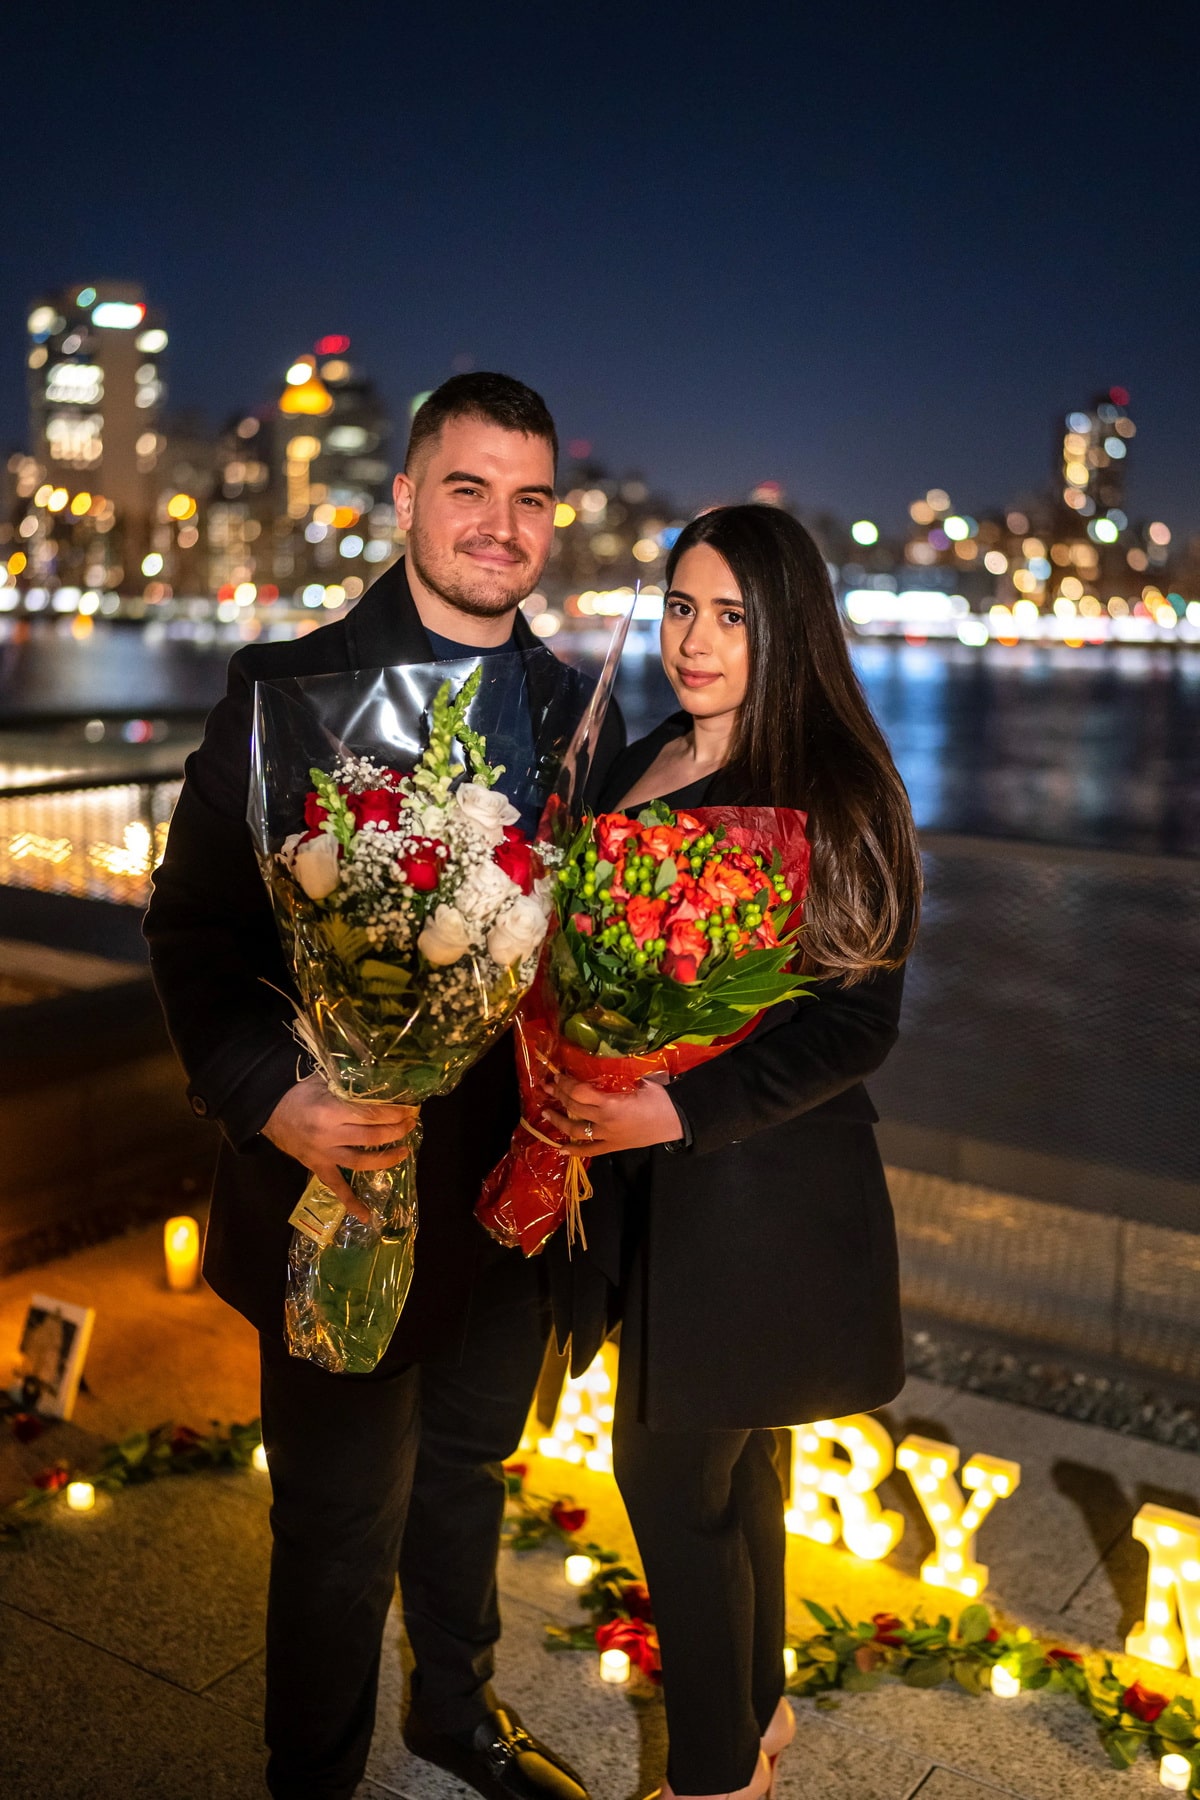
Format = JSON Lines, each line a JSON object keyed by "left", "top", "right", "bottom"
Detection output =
{"left": 392, "top": 470, "right": 414, "bottom": 533}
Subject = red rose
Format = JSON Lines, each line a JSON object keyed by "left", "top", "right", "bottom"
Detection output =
{"left": 625, "top": 895, "right": 667, "bottom": 948}
{"left": 304, "top": 791, "right": 330, "bottom": 833}
{"left": 400, "top": 838, "right": 446, "bottom": 892}
{"left": 350, "top": 787, "right": 405, "bottom": 831}
{"left": 1121, "top": 1680, "right": 1168, "bottom": 1723}
{"left": 674, "top": 811, "right": 704, "bottom": 833}
{"left": 503, "top": 1461, "right": 528, "bottom": 1480}
{"left": 662, "top": 917, "right": 710, "bottom": 984}
{"left": 985, "top": 1628, "right": 1000, "bottom": 1643}
{"left": 620, "top": 1580, "right": 654, "bottom": 1622}
{"left": 549, "top": 1501, "right": 588, "bottom": 1534}
{"left": 570, "top": 913, "right": 594, "bottom": 935}
{"left": 493, "top": 825, "right": 535, "bottom": 895}
{"left": 661, "top": 874, "right": 706, "bottom": 923}
{"left": 170, "top": 1426, "right": 203, "bottom": 1455}
{"left": 595, "top": 813, "right": 640, "bottom": 863}
{"left": 10, "top": 1413, "right": 43, "bottom": 1444}
{"left": 33, "top": 1464, "right": 70, "bottom": 1492}
{"left": 595, "top": 1616, "right": 662, "bottom": 1681}
{"left": 871, "top": 1612, "right": 906, "bottom": 1648}
{"left": 1047, "top": 1648, "right": 1082, "bottom": 1666}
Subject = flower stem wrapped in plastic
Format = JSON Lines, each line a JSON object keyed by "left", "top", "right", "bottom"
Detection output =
{"left": 476, "top": 801, "right": 814, "bottom": 1256}
{"left": 249, "top": 651, "right": 598, "bottom": 1372}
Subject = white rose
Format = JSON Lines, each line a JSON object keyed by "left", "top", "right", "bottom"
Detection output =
{"left": 456, "top": 859, "right": 519, "bottom": 922}
{"left": 418, "top": 903, "right": 473, "bottom": 966}
{"left": 488, "top": 896, "right": 549, "bottom": 969}
{"left": 292, "top": 833, "right": 341, "bottom": 900}
{"left": 454, "top": 781, "right": 520, "bottom": 845}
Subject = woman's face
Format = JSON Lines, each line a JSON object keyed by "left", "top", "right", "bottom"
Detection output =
{"left": 660, "top": 542, "right": 749, "bottom": 724}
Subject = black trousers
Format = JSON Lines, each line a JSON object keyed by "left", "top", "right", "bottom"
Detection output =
{"left": 612, "top": 1256, "right": 787, "bottom": 1796}
{"left": 259, "top": 1248, "right": 548, "bottom": 1800}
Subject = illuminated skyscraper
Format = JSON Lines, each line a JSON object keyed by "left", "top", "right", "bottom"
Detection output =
{"left": 24, "top": 280, "right": 167, "bottom": 595}
{"left": 1056, "top": 387, "right": 1134, "bottom": 538}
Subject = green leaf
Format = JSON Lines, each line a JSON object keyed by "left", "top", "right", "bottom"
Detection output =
{"left": 1102, "top": 1728, "right": 1144, "bottom": 1770}
{"left": 902, "top": 1656, "right": 951, "bottom": 1689}
{"left": 803, "top": 1600, "right": 838, "bottom": 1632}
{"left": 843, "top": 1668, "right": 882, "bottom": 1692}
{"left": 952, "top": 1660, "right": 990, "bottom": 1695}
{"left": 958, "top": 1604, "right": 993, "bottom": 1644}
{"left": 653, "top": 857, "right": 678, "bottom": 895}
{"left": 594, "top": 860, "right": 614, "bottom": 886}
{"left": 319, "top": 917, "right": 371, "bottom": 965}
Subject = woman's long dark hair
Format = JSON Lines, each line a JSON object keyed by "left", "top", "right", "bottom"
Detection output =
{"left": 664, "top": 504, "right": 921, "bottom": 982}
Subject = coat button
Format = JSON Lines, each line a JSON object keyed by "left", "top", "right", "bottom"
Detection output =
{"left": 190, "top": 1094, "right": 209, "bottom": 1118}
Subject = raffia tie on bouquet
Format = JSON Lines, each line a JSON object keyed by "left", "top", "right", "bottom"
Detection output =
{"left": 516, "top": 1115, "right": 591, "bottom": 1252}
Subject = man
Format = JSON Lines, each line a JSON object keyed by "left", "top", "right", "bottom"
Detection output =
{"left": 146, "top": 373, "right": 622, "bottom": 1800}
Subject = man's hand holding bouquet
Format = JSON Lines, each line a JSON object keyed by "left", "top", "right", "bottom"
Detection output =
{"left": 476, "top": 800, "right": 814, "bottom": 1255}
{"left": 252, "top": 662, "right": 562, "bottom": 1374}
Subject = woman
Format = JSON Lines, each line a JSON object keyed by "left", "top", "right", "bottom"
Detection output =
{"left": 541, "top": 504, "right": 921, "bottom": 1800}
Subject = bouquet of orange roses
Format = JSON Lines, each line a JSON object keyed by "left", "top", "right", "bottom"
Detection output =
{"left": 476, "top": 800, "right": 813, "bottom": 1255}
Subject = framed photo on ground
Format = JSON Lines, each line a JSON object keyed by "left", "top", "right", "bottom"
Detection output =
{"left": 9, "top": 1294, "right": 95, "bottom": 1420}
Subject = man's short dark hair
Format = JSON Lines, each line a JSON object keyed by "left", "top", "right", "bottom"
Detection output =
{"left": 404, "top": 371, "right": 558, "bottom": 473}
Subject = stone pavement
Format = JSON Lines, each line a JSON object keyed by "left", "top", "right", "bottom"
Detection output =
{"left": 3, "top": 1218, "right": 1199, "bottom": 1799}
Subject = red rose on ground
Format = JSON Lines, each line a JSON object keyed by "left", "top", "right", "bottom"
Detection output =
{"left": 620, "top": 1581, "right": 654, "bottom": 1622}
{"left": 398, "top": 837, "right": 446, "bottom": 891}
{"left": 595, "top": 1616, "right": 662, "bottom": 1681}
{"left": 33, "top": 1464, "right": 69, "bottom": 1492}
{"left": 662, "top": 917, "right": 710, "bottom": 984}
{"left": 625, "top": 895, "right": 668, "bottom": 948}
{"left": 503, "top": 1462, "right": 528, "bottom": 1480}
{"left": 10, "top": 1413, "right": 43, "bottom": 1444}
{"left": 1121, "top": 1680, "right": 1168, "bottom": 1722}
{"left": 871, "top": 1612, "right": 906, "bottom": 1647}
{"left": 493, "top": 825, "right": 535, "bottom": 895}
{"left": 170, "top": 1425, "right": 203, "bottom": 1455}
{"left": 595, "top": 813, "right": 640, "bottom": 863}
{"left": 1047, "top": 1648, "right": 1082, "bottom": 1666}
{"left": 549, "top": 1501, "right": 588, "bottom": 1534}
{"left": 570, "top": 912, "right": 594, "bottom": 935}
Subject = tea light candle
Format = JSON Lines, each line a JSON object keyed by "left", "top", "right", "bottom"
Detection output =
{"left": 599, "top": 1648, "right": 630, "bottom": 1684}
{"left": 1160, "top": 1753, "right": 1191, "bottom": 1791}
{"left": 990, "top": 1663, "right": 1021, "bottom": 1698}
{"left": 65, "top": 1481, "right": 95, "bottom": 1512}
{"left": 564, "top": 1554, "right": 595, "bottom": 1587}
{"left": 164, "top": 1216, "right": 200, "bottom": 1291}
{"left": 783, "top": 1646, "right": 798, "bottom": 1678}
{"left": 252, "top": 1443, "right": 269, "bottom": 1474}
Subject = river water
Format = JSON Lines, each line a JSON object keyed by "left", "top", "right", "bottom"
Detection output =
{"left": 1, "top": 620, "right": 1198, "bottom": 856}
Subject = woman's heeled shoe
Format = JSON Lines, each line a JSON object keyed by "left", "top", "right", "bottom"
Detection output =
{"left": 654, "top": 1748, "right": 773, "bottom": 1800}
{"left": 760, "top": 1697, "right": 794, "bottom": 1795}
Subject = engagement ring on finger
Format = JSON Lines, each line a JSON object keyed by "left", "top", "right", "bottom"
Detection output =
{"left": 582, "top": 1120, "right": 594, "bottom": 1142}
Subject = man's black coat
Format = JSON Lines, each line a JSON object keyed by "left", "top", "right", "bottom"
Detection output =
{"left": 144, "top": 560, "right": 622, "bottom": 1362}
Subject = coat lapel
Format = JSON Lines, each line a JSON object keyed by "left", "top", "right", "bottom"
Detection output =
{"left": 343, "top": 557, "right": 434, "bottom": 670}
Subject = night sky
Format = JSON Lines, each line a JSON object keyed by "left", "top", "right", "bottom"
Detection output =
{"left": 2, "top": 3, "right": 1198, "bottom": 533}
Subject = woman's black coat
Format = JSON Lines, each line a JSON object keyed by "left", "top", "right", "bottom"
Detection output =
{"left": 549, "top": 714, "right": 907, "bottom": 1432}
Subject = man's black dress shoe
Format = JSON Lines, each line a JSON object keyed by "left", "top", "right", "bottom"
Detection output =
{"left": 403, "top": 1703, "right": 590, "bottom": 1800}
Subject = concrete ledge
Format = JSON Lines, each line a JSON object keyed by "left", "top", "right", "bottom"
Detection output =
{"left": 878, "top": 1119, "right": 1200, "bottom": 1234}
{"left": 889, "top": 1163, "right": 1200, "bottom": 1385}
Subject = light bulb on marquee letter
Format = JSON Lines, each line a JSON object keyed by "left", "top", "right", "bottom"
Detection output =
{"left": 786, "top": 1415, "right": 904, "bottom": 1560}
{"left": 1126, "top": 1503, "right": 1200, "bottom": 1676}
{"left": 896, "top": 1434, "right": 1020, "bottom": 1598}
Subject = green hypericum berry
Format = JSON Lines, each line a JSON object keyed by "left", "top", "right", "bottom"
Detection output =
{"left": 599, "top": 888, "right": 612, "bottom": 902}
{"left": 634, "top": 950, "right": 648, "bottom": 967}
{"left": 584, "top": 846, "right": 597, "bottom": 865}
{"left": 779, "top": 887, "right": 792, "bottom": 901}
{"left": 619, "top": 934, "right": 635, "bottom": 953}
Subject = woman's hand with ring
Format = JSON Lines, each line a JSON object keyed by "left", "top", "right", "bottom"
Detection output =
{"left": 542, "top": 1071, "right": 684, "bottom": 1156}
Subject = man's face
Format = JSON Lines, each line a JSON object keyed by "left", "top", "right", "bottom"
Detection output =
{"left": 393, "top": 416, "right": 556, "bottom": 617}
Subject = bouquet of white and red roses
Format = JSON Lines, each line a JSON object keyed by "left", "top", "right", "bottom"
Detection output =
{"left": 476, "top": 799, "right": 814, "bottom": 1255}
{"left": 251, "top": 656, "right": 594, "bottom": 1373}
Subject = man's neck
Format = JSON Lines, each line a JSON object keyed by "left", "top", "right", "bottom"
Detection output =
{"left": 404, "top": 556, "right": 518, "bottom": 648}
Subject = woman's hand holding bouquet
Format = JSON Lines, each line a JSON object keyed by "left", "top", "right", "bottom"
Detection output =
{"left": 475, "top": 800, "right": 814, "bottom": 1255}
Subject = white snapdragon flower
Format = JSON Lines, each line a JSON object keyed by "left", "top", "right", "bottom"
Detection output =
{"left": 417, "top": 903, "right": 473, "bottom": 966}
{"left": 292, "top": 834, "right": 341, "bottom": 900}
{"left": 454, "top": 781, "right": 519, "bottom": 846}
{"left": 456, "top": 859, "right": 519, "bottom": 923}
{"left": 488, "top": 895, "right": 549, "bottom": 969}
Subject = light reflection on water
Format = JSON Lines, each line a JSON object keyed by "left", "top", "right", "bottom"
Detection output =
{"left": 0, "top": 620, "right": 1197, "bottom": 857}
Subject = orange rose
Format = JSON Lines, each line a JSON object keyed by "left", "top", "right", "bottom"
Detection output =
{"left": 625, "top": 895, "right": 668, "bottom": 947}
{"left": 595, "top": 813, "right": 640, "bottom": 863}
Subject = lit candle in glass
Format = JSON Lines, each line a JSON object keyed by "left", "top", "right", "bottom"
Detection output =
{"left": 1160, "top": 1753, "right": 1191, "bottom": 1791}
{"left": 783, "top": 1646, "right": 798, "bottom": 1678}
{"left": 990, "top": 1663, "right": 1021, "bottom": 1698}
{"left": 164, "top": 1216, "right": 200, "bottom": 1291}
{"left": 252, "top": 1443, "right": 269, "bottom": 1474}
{"left": 65, "top": 1481, "right": 95, "bottom": 1512}
{"left": 599, "top": 1648, "right": 630, "bottom": 1684}
{"left": 564, "top": 1554, "right": 595, "bottom": 1587}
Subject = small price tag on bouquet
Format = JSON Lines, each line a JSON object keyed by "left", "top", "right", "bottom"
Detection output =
{"left": 289, "top": 1186, "right": 347, "bottom": 1249}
